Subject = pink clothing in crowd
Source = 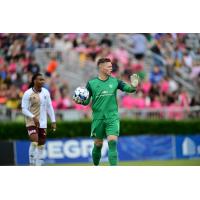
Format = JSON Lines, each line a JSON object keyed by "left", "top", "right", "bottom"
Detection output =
{"left": 160, "top": 80, "right": 169, "bottom": 93}
{"left": 114, "top": 48, "right": 129, "bottom": 65}
{"left": 122, "top": 95, "right": 146, "bottom": 109}
{"left": 75, "top": 104, "right": 90, "bottom": 112}
{"left": 0, "top": 57, "right": 4, "bottom": 64}
{"left": 179, "top": 92, "right": 190, "bottom": 107}
{"left": 75, "top": 46, "right": 88, "bottom": 53}
{"left": 111, "top": 72, "right": 118, "bottom": 77}
{"left": 65, "top": 33, "right": 77, "bottom": 41}
{"left": 150, "top": 100, "right": 162, "bottom": 108}
{"left": 133, "top": 97, "right": 146, "bottom": 109}
{"left": 121, "top": 95, "right": 135, "bottom": 109}
{"left": 52, "top": 100, "right": 58, "bottom": 109}
{"left": 57, "top": 97, "right": 73, "bottom": 109}
{"left": 8, "top": 62, "right": 17, "bottom": 73}
{"left": 132, "top": 64, "right": 143, "bottom": 73}
{"left": 166, "top": 104, "right": 184, "bottom": 120}
{"left": 21, "top": 84, "right": 28, "bottom": 92}
{"left": 141, "top": 81, "right": 152, "bottom": 94}
{"left": 21, "top": 58, "right": 30, "bottom": 69}
{"left": 190, "top": 66, "right": 200, "bottom": 79}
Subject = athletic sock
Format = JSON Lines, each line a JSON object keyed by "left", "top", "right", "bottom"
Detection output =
{"left": 29, "top": 142, "right": 38, "bottom": 166}
{"left": 35, "top": 145, "right": 45, "bottom": 166}
{"left": 92, "top": 144, "right": 102, "bottom": 166}
{"left": 108, "top": 140, "right": 118, "bottom": 166}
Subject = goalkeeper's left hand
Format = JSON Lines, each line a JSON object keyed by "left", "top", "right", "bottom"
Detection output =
{"left": 130, "top": 74, "right": 140, "bottom": 87}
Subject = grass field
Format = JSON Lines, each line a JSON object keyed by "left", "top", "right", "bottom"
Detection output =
{"left": 50, "top": 159, "right": 200, "bottom": 166}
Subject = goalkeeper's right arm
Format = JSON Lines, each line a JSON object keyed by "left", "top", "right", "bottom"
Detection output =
{"left": 73, "top": 82, "right": 92, "bottom": 106}
{"left": 81, "top": 96, "right": 91, "bottom": 105}
{"left": 82, "top": 82, "right": 92, "bottom": 105}
{"left": 73, "top": 95, "right": 91, "bottom": 105}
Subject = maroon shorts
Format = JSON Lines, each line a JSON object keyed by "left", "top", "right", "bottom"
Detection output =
{"left": 27, "top": 126, "right": 46, "bottom": 145}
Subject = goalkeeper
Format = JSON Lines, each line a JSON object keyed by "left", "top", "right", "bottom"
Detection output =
{"left": 73, "top": 58, "right": 140, "bottom": 166}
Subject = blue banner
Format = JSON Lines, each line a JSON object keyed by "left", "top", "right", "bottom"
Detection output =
{"left": 118, "top": 135, "right": 173, "bottom": 161}
{"left": 15, "top": 135, "right": 174, "bottom": 165}
{"left": 175, "top": 135, "right": 200, "bottom": 159}
{"left": 15, "top": 139, "right": 108, "bottom": 165}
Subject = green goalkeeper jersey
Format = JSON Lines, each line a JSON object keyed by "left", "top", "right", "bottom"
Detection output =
{"left": 82, "top": 76, "right": 136, "bottom": 120}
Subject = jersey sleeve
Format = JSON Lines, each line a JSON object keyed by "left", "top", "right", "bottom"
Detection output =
{"left": 82, "top": 81, "right": 92, "bottom": 106}
{"left": 46, "top": 91, "right": 56, "bottom": 122}
{"left": 117, "top": 79, "right": 136, "bottom": 93}
{"left": 21, "top": 91, "right": 35, "bottom": 118}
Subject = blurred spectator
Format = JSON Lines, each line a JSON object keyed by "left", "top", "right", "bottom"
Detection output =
{"left": 168, "top": 77, "right": 178, "bottom": 93}
{"left": 57, "top": 84, "right": 74, "bottom": 109}
{"left": 183, "top": 49, "right": 193, "bottom": 69}
{"left": 131, "top": 34, "right": 147, "bottom": 60}
{"left": 100, "top": 34, "right": 112, "bottom": 47}
{"left": 114, "top": 46, "right": 129, "bottom": 65}
{"left": 150, "top": 95, "right": 162, "bottom": 109}
{"left": 141, "top": 76, "right": 152, "bottom": 94}
{"left": 121, "top": 93, "right": 135, "bottom": 109}
{"left": 0, "top": 64, "right": 7, "bottom": 81}
{"left": 27, "top": 57, "right": 40, "bottom": 74}
{"left": 166, "top": 95, "right": 184, "bottom": 120}
{"left": 111, "top": 58, "right": 119, "bottom": 77}
{"left": 45, "top": 54, "right": 58, "bottom": 77}
{"left": 190, "top": 60, "right": 200, "bottom": 79}
{"left": 26, "top": 34, "right": 39, "bottom": 53}
{"left": 0, "top": 83, "right": 8, "bottom": 104}
{"left": 159, "top": 76, "right": 169, "bottom": 94}
{"left": 6, "top": 85, "right": 21, "bottom": 109}
{"left": 178, "top": 88, "right": 190, "bottom": 108}
{"left": 150, "top": 66, "right": 164, "bottom": 84}
{"left": 133, "top": 91, "right": 147, "bottom": 109}
{"left": 87, "top": 39, "right": 101, "bottom": 61}
{"left": 0, "top": 33, "right": 200, "bottom": 121}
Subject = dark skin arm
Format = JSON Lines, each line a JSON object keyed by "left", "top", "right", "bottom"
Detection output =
{"left": 33, "top": 117, "right": 40, "bottom": 128}
{"left": 51, "top": 122, "right": 56, "bottom": 132}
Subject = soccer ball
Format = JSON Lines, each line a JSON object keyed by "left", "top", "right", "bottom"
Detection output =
{"left": 73, "top": 87, "right": 89, "bottom": 102}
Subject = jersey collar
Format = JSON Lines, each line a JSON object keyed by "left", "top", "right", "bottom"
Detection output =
{"left": 97, "top": 76, "right": 110, "bottom": 82}
{"left": 32, "top": 87, "right": 42, "bottom": 93}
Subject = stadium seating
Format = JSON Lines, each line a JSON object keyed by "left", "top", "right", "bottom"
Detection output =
{"left": 0, "top": 33, "right": 200, "bottom": 120}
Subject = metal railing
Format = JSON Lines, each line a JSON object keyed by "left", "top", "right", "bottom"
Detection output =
{"left": 1, "top": 106, "right": 199, "bottom": 121}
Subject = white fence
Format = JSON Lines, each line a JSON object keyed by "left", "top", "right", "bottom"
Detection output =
{"left": 1, "top": 106, "right": 200, "bottom": 121}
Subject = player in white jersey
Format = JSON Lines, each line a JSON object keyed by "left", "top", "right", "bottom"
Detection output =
{"left": 21, "top": 73, "right": 56, "bottom": 165}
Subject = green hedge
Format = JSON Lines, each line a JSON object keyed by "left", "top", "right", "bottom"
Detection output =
{"left": 1, "top": 119, "right": 200, "bottom": 140}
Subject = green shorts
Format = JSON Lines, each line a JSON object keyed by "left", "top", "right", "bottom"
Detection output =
{"left": 91, "top": 118, "right": 120, "bottom": 139}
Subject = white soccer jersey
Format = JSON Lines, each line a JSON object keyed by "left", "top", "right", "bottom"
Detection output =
{"left": 21, "top": 87, "right": 56, "bottom": 128}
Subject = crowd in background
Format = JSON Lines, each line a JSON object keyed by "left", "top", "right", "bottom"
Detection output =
{"left": 1, "top": 33, "right": 200, "bottom": 119}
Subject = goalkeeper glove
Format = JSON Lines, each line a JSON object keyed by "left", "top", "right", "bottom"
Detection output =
{"left": 130, "top": 74, "right": 140, "bottom": 87}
